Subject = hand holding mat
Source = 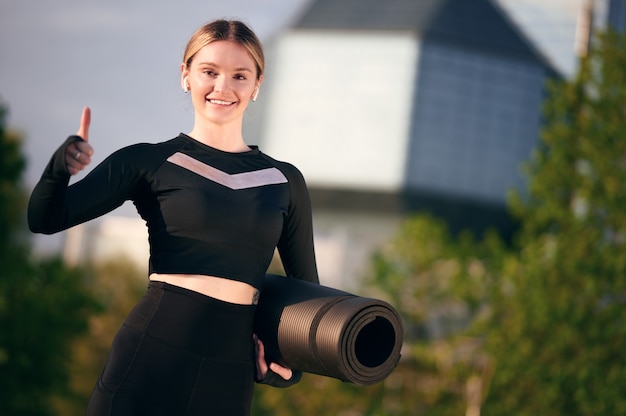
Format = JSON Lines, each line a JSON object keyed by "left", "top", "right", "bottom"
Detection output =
{"left": 254, "top": 274, "right": 403, "bottom": 385}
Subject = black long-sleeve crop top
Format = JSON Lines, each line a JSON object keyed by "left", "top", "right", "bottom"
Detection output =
{"left": 28, "top": 133, "right": 319, "bottom": 289}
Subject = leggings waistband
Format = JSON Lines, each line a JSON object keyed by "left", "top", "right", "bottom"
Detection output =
{"left": 124, "top": 280, "right": 257, "bottom": 359}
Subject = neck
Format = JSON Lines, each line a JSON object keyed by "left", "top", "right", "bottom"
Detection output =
{"left": 187, "top": 120, "right": 250, "bottom": 153}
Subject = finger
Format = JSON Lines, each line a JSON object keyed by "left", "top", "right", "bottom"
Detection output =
{"left": 70, "top": 141, "right": 93, "bottom": 165}
{"left": 253, "top": 335, "right": 269, "bottom": 379}
{"left": 65, "top": 141, "right": 92, "bottom": 175}
{"left": 76, "top": 140, "right": 94, "bottom": 158}
{"left": 65, "top": 151, "right": 85, "bottom": 174}
{"left": 76, "top": 106, "right": 91, "bottom": 142}
{"left": 67, "top": 165, "right": 80, "bottom": 176}
{"left": 256, "top": 337, "right": 268, "bottom": 373}
{"left": 269, "top": 362, "right": 293, "bottom": 381}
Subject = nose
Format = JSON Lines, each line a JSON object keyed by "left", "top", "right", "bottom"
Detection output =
{"left": 213, "top": 75, "right": 231, "bottom": 93}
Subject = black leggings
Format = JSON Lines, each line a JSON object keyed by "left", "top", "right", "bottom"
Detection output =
{"left": 86, "top": 281, "right": 257, "bottom": 416}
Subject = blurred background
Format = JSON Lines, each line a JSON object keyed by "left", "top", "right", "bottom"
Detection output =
{"left": 1, "top": 0, "right": 625, "bottom": 415}
{"left": 256, "top": 0, "right": 610, "bottom": 289}
{"left": 0, "top": 0, "right": 620, "bottom": 289}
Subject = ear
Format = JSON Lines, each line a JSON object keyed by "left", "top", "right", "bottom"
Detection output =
{"left": 180, "top": 64, "right": 190, "bottom": 93}
{"left": 251, "top": 75, "right": 264, "bottom": 101}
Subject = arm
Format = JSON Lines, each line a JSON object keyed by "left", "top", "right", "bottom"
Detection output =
{"left": 28, "top": 107, "right": 139, "bottom": 234}
{"left": 276, "top": 163, "right": 319, "bottom": 284}
{"left": 255, "top": 163, "right": 319, "bottom": 388}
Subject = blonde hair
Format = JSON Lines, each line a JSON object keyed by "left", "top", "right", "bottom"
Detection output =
{"left": 183, "top": 20, "right": 264, "bottom": 80}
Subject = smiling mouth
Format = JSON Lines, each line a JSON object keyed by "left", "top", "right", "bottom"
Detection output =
{"left": 207, "top": 98, "right": 235, "bottom": 106}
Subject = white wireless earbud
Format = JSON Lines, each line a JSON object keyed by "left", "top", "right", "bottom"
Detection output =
{"left": 251, "top": 86, "right": 260, "bottom": 102}
{"left": 182, "top": 76, "right": 190, "bottom": 93}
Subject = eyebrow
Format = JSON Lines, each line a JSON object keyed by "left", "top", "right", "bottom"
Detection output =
{"left": 197, "top": 62, "right": 253, "bottom": 72}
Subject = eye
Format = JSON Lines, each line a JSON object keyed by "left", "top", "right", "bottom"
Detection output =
{"left": 234, "top": 74, "right": 247, "bottom": 80}
{"left": 203, "top": 70, "right": 218, "bottom": 77}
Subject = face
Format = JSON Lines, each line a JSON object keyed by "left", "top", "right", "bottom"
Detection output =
{"left": 181, "top": 40, "right": 262, "bottom": 127}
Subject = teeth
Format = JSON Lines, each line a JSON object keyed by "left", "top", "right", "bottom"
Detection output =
{"left": 208, "top": 99, "right": 233, "bottom": 105}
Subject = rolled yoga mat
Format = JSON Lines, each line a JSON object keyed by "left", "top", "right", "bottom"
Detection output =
{"left": 254, "top": 274, "right": 403, "bottom": 385}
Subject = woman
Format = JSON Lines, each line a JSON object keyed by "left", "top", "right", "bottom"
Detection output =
{"left": 28, "top": 19, "right": 319, "bottom": 415}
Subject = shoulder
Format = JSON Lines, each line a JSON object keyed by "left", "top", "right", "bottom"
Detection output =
{"left": 257, "top": 151, "right": 311, "bottom": 206}
{"left": 258, "top": 151, "right": 307, "bottom": 184}
{"left": 105, "top": 136, "right": 186, "bottom": 170}
{"left": 113, "top": 136, "right": 184, "bottom": 156}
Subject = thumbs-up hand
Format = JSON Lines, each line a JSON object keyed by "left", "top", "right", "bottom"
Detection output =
{"left": 66, "top": 106, "right": 94, "bottom": 175}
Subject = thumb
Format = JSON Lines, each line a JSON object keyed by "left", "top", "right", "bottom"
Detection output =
{"left": 269, "top": 362, "right": 293, "bottom": 381}
{"left": 76, "top": 106, "right": 91, "bottom": 142}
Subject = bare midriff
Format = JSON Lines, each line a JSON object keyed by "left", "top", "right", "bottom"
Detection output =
{"left": 149, "top": 273, "right": 260, "bottom": 305}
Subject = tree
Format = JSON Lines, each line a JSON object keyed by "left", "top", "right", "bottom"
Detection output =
{"left": 0, "top": 101, "right": 100, "bottom": 416}
{"left": 483, "top": 29, "right": 626, "bottom": 414}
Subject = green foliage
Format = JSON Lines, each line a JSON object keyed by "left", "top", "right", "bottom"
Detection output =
{"left": 0, "top": 258, "right": 99, "bottom": 415}
{"left": 366, "top": 215, "right": 503, "bottom": 414}
{"left": 0, "top": 104, "right": 26, "bottom": 247}
{"left": 253, "top": 363, "right": 427, "bottom": 416}
{"left": 53, "top": 259, "right": 147, "bottom": 416}
{"left": 485, "top": 29, "right": 626, "bottom": 415}
{"left": 0, "top": 101, "right": 100, "bottom": 416}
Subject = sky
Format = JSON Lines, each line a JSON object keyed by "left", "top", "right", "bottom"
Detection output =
{"left": 0, "top": 0, "right": 311, "bottom": 187}
{"left": 0, "top": 0, "right": 311, "bottom": 253}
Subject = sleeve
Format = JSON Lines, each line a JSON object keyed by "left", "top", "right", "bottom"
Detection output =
{"left": 276, "top": 163, "right": 319, "bottom": 284}
{"left": 28, "top": 136, "right": 147, "bottom": 234}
